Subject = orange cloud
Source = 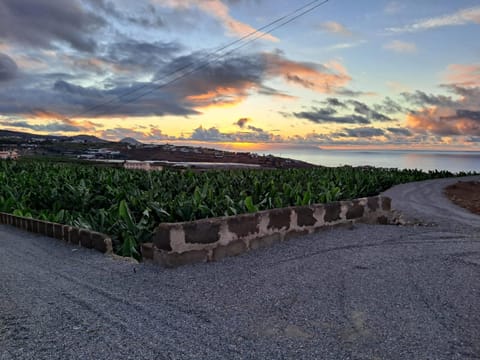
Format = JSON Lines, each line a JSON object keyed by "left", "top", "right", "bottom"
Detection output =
{"left": 406, "top": 106, "right": 480, "bottom": 136}
{"left": 178, "top": 53, "right": 350, "bottom": 110}
{"left": 158, "top": 0, "right": 277, "bottom": 41}
{"left": 28, "top": 110, "right": 99, "bottom": 132}
{"left": 445, "top": 63, "right": 480, "bottom": 86}
{"left": 185, "top": 83, "right": 254, "bottom": 108}
{"left": 264, "top": 54, "right": 351, "bottom": 93}
{"left": 30, "top": 110, "right": 65, "bottom": 120}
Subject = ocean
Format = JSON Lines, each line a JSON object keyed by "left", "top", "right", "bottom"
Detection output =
{"left": 256, "top": 149, "right": 480, "bottom": 173}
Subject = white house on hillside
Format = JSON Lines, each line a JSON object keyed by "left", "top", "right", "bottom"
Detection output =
{"left": 0, "top": 150, "right": 19, "bottom": 160}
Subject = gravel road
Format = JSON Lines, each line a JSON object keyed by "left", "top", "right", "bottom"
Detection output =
{"left": 1, "top": 176, "right": 479, "bottom": 360}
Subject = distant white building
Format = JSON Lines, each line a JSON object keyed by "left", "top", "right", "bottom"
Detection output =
{"left": 124, "top": 161, "right": 165, "bottom": 171}
{"left": 0, "top": 150, "right": 19, "bottom": 160}
{"left": 124, "top": 161, "right": 151, "bottom": 170}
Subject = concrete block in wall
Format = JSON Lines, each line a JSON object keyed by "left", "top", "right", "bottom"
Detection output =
{"left": 69, "top": 227, "right": 81, "bottom": 245}
{"left": 152, "top": 224, "right": 172, "bottom": 251}
{"left": 346, "top": 200, "right": 365, "bottom": 220}
{"left": 324, "top": 202, "right": 341, "bottom": 223}
{"left": 79, "top": 229, "right": 92, "bottom": 248}
{"left": 30, "top": 219, "right": 38, "bottom": 233}
{"left": 26, "top": 219, "right": 34, "bottom": 233}
{"left": 46, "top": 222, "right": 55, "bottom": 238}
{"left": 227, "top": 213, "right": 259, "bottom": 238}
{"left": 53, "top": 223, "right": 64, "bottom": 240}
{"left": 38, "top": 221, "right": 47, "bottom": 236}
{"left": 295, "top": 207, "right": 317, "bottom": 227}
{"left": 268, "top": 208, "right": 291, "bottom": 231}
{"left": 61, "top": 225, "right": 70, "bottom": 241}
{"left": 90, "top": 232, "right": 111, "bottom": 253}
{"left": 183, "top": 220, "right": 220, "bottom": 245}
{"left": 141, "top": 243, "right": 154, "bottom": 260}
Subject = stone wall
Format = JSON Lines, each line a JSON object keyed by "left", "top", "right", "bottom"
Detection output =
{"left": 144, "top": 195, "right": 392, "bottom": 267}
{"left": 0, "top": 212, "right": 113, "bottom": 254}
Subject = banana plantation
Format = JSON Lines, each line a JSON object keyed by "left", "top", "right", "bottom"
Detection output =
{"left": 0, "top": 160, "right": 465, "bottom": 258}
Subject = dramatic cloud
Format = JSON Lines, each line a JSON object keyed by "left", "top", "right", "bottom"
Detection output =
{"left": 157, "top": 0, "right": 277, "bottom": 41}
{"left": 388, "top": 6, "right": 480, "bottom": 33}
{"left": 441, "top": 84, "right": 480, "bottom": 104}
{"left": 190, "top": 125, "right": 279, "bottom": 143}
{"left": 402, "top": 91, "right": 457, "bottom": 107}
{"left": 324, "top": 97, "right": 348, "bottom": 109}
{"left": 293, "top": 108, "right": 370, "bottom": 125}
{"left": 374, "top": 97, "right": 406, "bottom": 114}
{"left": 103, "top": 40, "right": 183, "bottom": 73}
{"left": 292, "top": 98, "right": 393, "bottom": 125}
{"left": 235, "top": 117, "right": 250, "bottom": 128}
{"left": 155, "top": 51, "right": 350, "bottom": 109}
{"left": 0, "top": 120, "right": 80, "bottom": 133}
{"left": 318, "top": 21, "right": 353, "bottom": 36}
{"left": 0, "top": 53, "right": 17, "bottom": 81}
{"left": 335, "top": 127, "right": 385, "bottom": 138}
{"left": 0, "top": 116, "right": 96, "bottom": 133}
{"left": 405, "top": 78, "right": 480, "bottom": 137}
{"left": 387, "top": 127, "right": 412, "bottom": 136}
{"left": 158, "top": 52, "right": 265, "bottom": 109}
{"left": 347, "top": 100, "right": 392, "bottom": 122}
{"left": 263, "top": 54, "right": 351, "bottom": 93}
{"left": 0, "top": 51, "right": 349, "bottom": 119}
{"left": 384, "top": 40, "right": 417, "bottom": 53}
{"left": 407, "top": 107, "right": 480, "bottom": 136}
{"left": 0, "top": 0, "right": 105, "bottom": 52}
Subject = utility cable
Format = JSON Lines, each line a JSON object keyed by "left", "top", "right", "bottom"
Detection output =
{"left": 62, "top": 0, "right": 330, "bottom": 120}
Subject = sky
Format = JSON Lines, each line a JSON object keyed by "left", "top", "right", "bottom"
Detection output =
{"left": 0, "top": 0, "right": 479, "bottom": 151}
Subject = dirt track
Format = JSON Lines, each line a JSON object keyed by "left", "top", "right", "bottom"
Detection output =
{"left": 1, "top": 176, "right": 479, "bottom": 359}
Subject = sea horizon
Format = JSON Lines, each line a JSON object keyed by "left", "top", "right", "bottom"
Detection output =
{"left": 255, "top": 148, "right": 480, "bottom": 173}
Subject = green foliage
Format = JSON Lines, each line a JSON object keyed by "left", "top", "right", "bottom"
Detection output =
{"left": 0, "top": 159, "right": 468, "bottom": 257}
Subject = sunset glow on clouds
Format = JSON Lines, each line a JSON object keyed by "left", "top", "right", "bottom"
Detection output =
{"left": 0, "top": 0, "right": 479, "bottom": 150}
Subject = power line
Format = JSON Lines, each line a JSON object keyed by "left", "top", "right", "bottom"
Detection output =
{"left": 63, "top": 0, "right": 330, "bottom": 120}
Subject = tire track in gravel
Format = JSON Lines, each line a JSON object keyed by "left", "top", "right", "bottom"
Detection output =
{"left": 0, "top": 235, "right": 238, "bottom": 359}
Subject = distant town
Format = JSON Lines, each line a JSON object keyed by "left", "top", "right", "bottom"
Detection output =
{"left": 0, "top": 129, "right": 315, "bottom": 170}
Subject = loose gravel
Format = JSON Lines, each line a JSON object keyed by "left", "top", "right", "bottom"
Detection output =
{"left": 1, "top": 176, "right": 479, "bottom": 360}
